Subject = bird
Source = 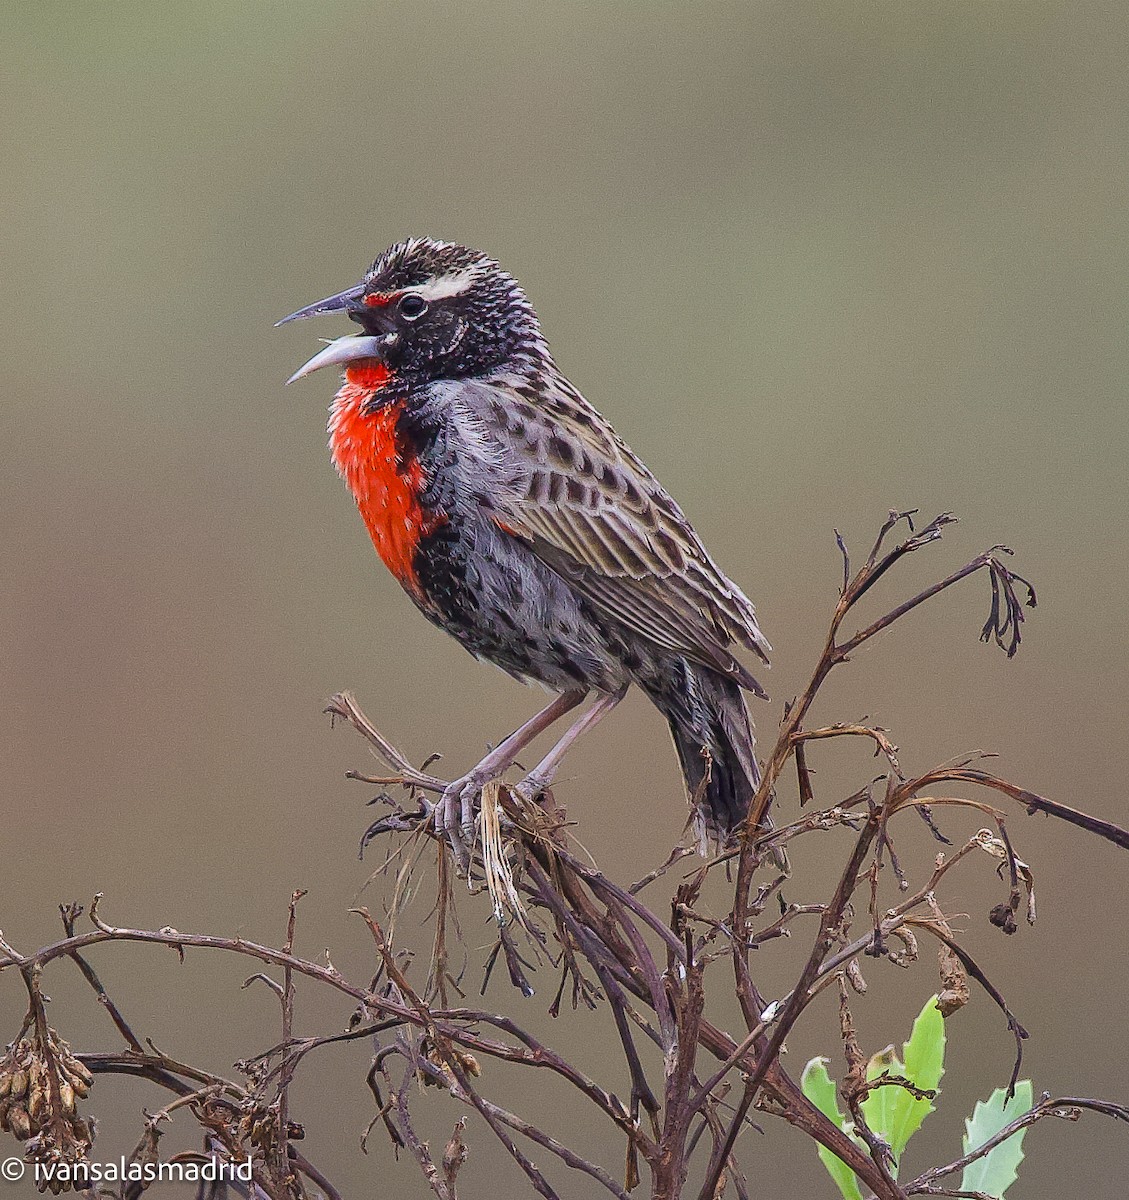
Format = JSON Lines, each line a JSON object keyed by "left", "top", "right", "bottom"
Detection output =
{"left": 279, "top": 237, "right": 771, "bottom": 863}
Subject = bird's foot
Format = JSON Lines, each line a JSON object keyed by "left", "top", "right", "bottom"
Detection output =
{"left": 436, "top": 769, "right": 496, "bottom": 874}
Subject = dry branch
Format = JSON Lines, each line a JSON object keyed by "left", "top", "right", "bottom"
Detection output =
{"left": 2, "top": 510, "right": 1126, "bottom": 1200}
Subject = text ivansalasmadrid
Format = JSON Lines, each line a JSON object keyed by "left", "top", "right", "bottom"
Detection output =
{"left": 34, "top": 1157, "right": 254, "bottom": 1186}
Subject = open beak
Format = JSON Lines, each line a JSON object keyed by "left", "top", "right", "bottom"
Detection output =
{"left": 277, "top": 282, "right": 385, "bottom": 385}
{"left": 283, "top": 333, "right": 385, "bottom": 385}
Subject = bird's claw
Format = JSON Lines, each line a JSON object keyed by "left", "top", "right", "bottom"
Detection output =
{"left": 436, "top": 771, "right": 491, "bottom": 875}
{"left": 436, "top": 769, "right": 553, "bottom": 876}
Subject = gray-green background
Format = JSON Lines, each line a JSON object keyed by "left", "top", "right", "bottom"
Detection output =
{"left": 2, "top": 3, "right": 1127, "bottom": 1196}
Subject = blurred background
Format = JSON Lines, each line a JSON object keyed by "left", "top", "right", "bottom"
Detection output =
{"left": 2, "top": 2, "right": 1127, "bottom": 1196}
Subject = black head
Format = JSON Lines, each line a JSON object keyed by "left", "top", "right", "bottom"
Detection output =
{"left": 280, "top": 238, "right": 548, "bottom": 387}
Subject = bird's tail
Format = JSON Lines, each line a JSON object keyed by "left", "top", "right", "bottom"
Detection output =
{"left": 642, "top": 659, "right": 766, "bottom": 852}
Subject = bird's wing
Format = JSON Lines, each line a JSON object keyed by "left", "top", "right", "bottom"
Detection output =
{"left": 460, "top": 376, "right": 770, "bottom": 694}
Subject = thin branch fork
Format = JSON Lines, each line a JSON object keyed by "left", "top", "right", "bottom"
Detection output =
{"left": 739, "top": 514, "right": 1033, "bottom": 861}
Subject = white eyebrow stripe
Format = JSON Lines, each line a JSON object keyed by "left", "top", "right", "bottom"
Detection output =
{"left": 410, "top": 267, "right": 483, "bottom": 302}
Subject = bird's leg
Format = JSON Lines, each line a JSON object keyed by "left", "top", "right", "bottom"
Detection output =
{"left": 438, "top": 688, "right": 587, "bottom": 868}
{"left": 512, "top": 686, "right": 627, "bottom": 806}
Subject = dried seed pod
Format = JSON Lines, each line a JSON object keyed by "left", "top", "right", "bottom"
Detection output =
{"left": 8, "top": 1103, "right": 32, "bottom": 1140}
{"left": 846, "top": 959, "right": 868, "bottom": 995}
{"left": 28, "top": 1084, "right": 49, "bottom": 1123}
{"left": 937, "top": 942, "right": 970, "bottom": 1017}
{"left": 454, "top": 1051, "right": 481, "bottom": 1078}
{"left": 64, "top": 1059, "right": 93, "bottom": 1089}
{"left": 28, "top": 1059, "right": 46, "bottom": 1098}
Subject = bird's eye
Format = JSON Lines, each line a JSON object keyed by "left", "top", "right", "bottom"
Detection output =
{"left": 398, "top": 294, "right": 428, "bottom": 320}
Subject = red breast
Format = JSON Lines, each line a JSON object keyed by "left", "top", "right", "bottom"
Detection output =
{"left": 328, "top": 363, "right": 443, "bottom": 598}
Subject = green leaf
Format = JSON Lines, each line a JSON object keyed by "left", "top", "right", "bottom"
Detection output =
{"left": 960, "top": 1080, "right": 1033, "bottom": 1199}
{"left": 891, "top": 995, "right": 946, "bottom": 1155}
{"left": 801, "top": 1057, "right": 864, "bottom": 1200}
{"left": 860, "top": 1044, "right": 903, "bottom": 1165}
{"left": 903, "top": 995, "right": 946, "bottom": 1094}
{"left": 860, "top": 995, "right": 946, "bottom": 1172}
